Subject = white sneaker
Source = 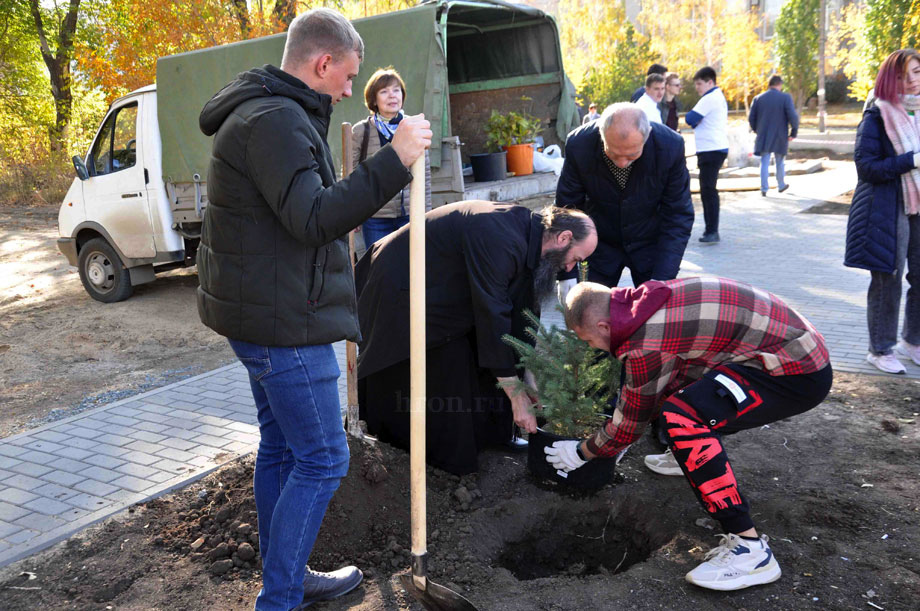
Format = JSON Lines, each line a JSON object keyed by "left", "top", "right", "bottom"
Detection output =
{"left": 866, "top": 352, "right": 906, "bottom": 374}
{"left": 643, "top": 448, "right": 683, "bottom": 476}
{"left": 896, "top": 341, "right": 920, "bottom": 366}
{"left": 685, "top": 533, "right": 781, "bottom": 591}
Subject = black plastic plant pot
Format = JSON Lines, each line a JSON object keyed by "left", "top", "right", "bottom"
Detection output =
{"left": 527, "top": 429, "right": 616, "bottom": 490}
{"left": 469, "top": 151, "right": 507, "bottom": 182}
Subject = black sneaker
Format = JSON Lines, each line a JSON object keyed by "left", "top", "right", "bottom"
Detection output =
{"left": 699, "top": 232, "right": 720, "bottom": 244}
{"left": 760, "top": 190, "right": 767, "bottom": 197}
{"left": 778, "top": 184, "right": 789, "bottom": 193}
{"left": 300, "top": 565, "right": 363, "bottom": 606}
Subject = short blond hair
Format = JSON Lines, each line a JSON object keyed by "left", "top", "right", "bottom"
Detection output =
{"left": 564, "top": 282, "right": 611, "bottom": 331}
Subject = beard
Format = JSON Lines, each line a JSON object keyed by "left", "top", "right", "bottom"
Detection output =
{"left": 533, "top": 244, "right": 573, "bottom": 305}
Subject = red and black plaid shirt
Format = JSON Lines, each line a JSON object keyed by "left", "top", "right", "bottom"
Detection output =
{"left": 585, "top": 277, "right": 830, "bottom": 457}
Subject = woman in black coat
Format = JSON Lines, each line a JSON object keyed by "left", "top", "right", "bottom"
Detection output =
{"left": 845, "top": 49, "right": 920, "bottom": 374}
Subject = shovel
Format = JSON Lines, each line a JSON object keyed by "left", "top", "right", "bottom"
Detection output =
{"left": 340, "top": 122, "right": 362, "bottom": 438}
{"left": 398, "top": 154, "right": 478, "bottom": 611}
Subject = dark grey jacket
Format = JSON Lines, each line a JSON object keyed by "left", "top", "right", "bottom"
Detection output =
{"left": 197, "top": 65, "right": 411, "bottom": 346}
{"left": 556, "top": 121, "right": 693, "bottom": 282}
{"left": 748, "top": 88, "right": 799, "bottom": 156}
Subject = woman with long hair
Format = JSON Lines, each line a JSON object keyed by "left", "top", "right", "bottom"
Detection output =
{"left": 846, "top": 49, "right": 920, "bottom": 373}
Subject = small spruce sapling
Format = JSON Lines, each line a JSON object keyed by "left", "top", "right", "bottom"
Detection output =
{"left": 501, "top": 309, "right": 621, "bottom": 437}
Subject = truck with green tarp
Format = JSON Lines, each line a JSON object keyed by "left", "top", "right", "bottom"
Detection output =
{"left": 57, "top": 0, "right": 579, "bottom": 302}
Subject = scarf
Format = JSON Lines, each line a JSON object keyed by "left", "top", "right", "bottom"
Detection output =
{"left": 373, "top": 110, "right": 403, "bottom": 142}
{"left": 877, "top": 96, "right": 920, "bottom": 215}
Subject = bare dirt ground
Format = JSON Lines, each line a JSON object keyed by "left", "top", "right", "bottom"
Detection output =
{"left": 0, "top": 204, "right": 234, "bottom": 438}
{"left": 1, "top": 200, "right": 919, "bottom": 610}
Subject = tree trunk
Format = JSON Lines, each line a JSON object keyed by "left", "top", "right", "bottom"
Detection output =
{"left": 28, "top": 0, "right": 80, "bottom": 153}
{"left": 230, "top": 0, "right": 249, "bottom": 38}
{"left": 273, "top": 0, "right": 297, "bottom": 28}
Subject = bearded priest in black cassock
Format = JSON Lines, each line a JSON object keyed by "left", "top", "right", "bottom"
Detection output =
{"left": 355, "top": 201, "right": 597, "bottom": 474}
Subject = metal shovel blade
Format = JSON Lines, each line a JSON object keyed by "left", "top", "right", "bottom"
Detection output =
{"left": 399, "top": 574, "right": 478, "bottom": 611}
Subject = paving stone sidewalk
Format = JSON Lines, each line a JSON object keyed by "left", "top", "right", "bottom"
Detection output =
{"left": 1, "top": 160, "right": 916, "bottom": 568}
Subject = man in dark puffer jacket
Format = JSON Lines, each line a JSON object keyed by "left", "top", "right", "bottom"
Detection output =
{"left": 556, "top": 103, "right": 693, "bottom": 289}
{"left": 197, "top": 8, "right": 430, "bottom": 611}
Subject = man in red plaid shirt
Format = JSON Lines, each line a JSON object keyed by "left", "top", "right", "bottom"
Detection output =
{"left": 546, "top": 276, "right": 832, "bottom": 591}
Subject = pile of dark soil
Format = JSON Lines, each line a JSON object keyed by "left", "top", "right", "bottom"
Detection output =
{"left": 0, "top": 372, "right": 918, "bottom": 610}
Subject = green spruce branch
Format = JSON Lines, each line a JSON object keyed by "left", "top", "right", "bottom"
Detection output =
{"left": 500, "top": 309, "right": 620, "bottom": 437}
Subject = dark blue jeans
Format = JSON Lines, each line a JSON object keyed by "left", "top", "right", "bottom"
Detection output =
{"left": 868, "top": 212, "right": 920, "bottom": 354}
{"left": 362, "top": 215, "right": 409, "bottom": 247}
{"left": 697, "top": 150, "right": 728, "bottom": 234}
{"left": 228, "top": 340, "right": 349, "bottom": 611}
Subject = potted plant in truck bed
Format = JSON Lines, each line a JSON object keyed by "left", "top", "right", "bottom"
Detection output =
{"left": 483, "top": 108, "right": 542, "bottom": 177}
{"left": 501, "top": 310, "right": 621, "bottom": 490}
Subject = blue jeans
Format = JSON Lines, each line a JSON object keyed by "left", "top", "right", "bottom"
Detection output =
{"left": 362, "top": 215, "right": 409, "bottom": 247}
{"left": 228, "top": 340, "right": 349, "bottom": 611}
{"left": 759, "top": 152, "right": 786, "bottom": 192}
{"left": 868, "top": 213, "right": 920, "bottom": 354}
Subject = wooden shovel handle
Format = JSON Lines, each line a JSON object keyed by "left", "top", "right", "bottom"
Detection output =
{"left": 408, "top": 154, "right": 427, "bottom": 566}
{"left": 341, "top": 122, "right": 361, "bottom": 438}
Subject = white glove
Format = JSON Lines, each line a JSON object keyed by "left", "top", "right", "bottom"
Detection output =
{"left": 544, "top": 440, "right": 587, "bottom": 472}
{"left": 556, "top": 278, "right": 578, "bottom": 307}
{"left": 914, "top": 152, "right": 920, "bottom": 168}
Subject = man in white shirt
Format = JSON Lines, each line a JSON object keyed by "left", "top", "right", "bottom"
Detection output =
{"left": 636, "top": 74, "right": 665, "bottom": 125}
{"left": 686, "top": 66, "right": 728, "bottom": 244}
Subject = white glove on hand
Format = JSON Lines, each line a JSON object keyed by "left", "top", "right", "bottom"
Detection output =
{"left": 914, "top": 152, "right": 920, "bottom": 168}
{"left": 544, "top": 440, "right": 587, "bottom": 472}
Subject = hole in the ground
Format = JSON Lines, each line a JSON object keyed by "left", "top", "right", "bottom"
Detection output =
{"left": 496, "top": 500, "right": 664, "bottom": 580}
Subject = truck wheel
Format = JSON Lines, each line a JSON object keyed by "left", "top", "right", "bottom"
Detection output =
{"left": 77, "top": 237, "right": 133, "bottom": 303}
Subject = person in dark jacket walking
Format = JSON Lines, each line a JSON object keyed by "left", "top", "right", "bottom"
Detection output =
{"left": 556, "top": 103, "right": 693, "bottom": 290}
{"left": 355, "top": 202, "right": 597, "bottom": 475}
{"left": 196, "top": 9, "right": 431, "bottom": 610}
{"left": 845, "top": 49, "right": 920, "bottom": 374}
{"left": 748, "top": 75, "right": 799, "bottom": 196}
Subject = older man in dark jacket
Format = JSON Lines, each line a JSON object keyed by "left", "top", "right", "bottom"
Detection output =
{"left": 356, "top": 202, "right": 596, "bottom": 474}
{"left": 196, "top": 8, "right": 430, "bottom": 611}
{"left": 749, "top": 75, "right": 799, "bottom": 196}
{"left": 556, "top": 103, "right": 693, "bottom": 288}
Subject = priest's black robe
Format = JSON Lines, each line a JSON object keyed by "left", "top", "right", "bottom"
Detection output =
{"left": 355, "top": 201, "right": 543, "bottom": 474}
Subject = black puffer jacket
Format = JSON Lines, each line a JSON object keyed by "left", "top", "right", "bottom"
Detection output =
{"left": 845, "top": 105, "right": 915, "bottom": 274}
{"left": 197, "top": 65, "right": 411, "bottom": 346}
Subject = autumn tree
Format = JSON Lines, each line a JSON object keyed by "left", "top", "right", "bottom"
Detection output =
{"left": 905, "top": 0, "right": 920, "bottom": 48}
{"left": 557, "top": 0, "right": 654, "bottom": 106}
{"left": 773, "top": 0, "right": 819, "bottom": 110}
{"left": 20, "top": 0, "right": 80, "bottom": 151}
{"left": 0, "top": 6, "right": 53, "bottom": 165}
{"left": 719, "top": 11, "right": 774, "bottom": 111}
{"left": 827, "top": 3, "right": 874, "bottom": 101}
{"left": 77, "top": 0, "right": 288, "bottom": 103}
{"left": 637, "top": 0, "right": 728, "bottom": 84}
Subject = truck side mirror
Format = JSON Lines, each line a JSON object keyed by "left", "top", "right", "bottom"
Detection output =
{"left": 72, "top": 155, "right": 89, "bottom": 181}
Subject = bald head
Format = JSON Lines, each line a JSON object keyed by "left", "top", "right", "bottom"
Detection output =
{"left": 564, "top": 281, "right": 613, "bottom": 350}
{"left": 599, "top": 103, "right": 650, "bottom": 168}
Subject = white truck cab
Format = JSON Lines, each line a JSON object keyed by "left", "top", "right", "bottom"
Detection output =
{"left": 58, "top": 85, "right": 205, "bottom": 302}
